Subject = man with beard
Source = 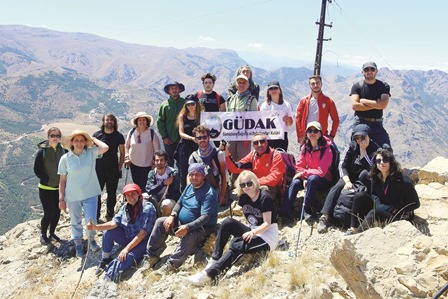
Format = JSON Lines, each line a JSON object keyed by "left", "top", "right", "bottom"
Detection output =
{"left": 296, "top": 75, "right": 340, "bottom": 144}
{"left": 145, "top": 150, "right": 181, "bottom": 217}
{"left": 157, "top": 81, "right": 186, "bottom": 167}
{"left": 350, "top": 62, "right": 392, "bottom": 149}
{"left": 188, "top": 125, "right": 227, "bottom": 206}
{"left": 93, "top": 114, "right": 125, "bottom": 221}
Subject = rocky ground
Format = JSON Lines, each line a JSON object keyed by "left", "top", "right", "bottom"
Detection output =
{"left": 0, "top": 157, "right": 447, "bottom": 299}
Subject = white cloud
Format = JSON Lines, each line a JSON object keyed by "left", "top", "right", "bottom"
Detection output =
{"left": 199, "top": 35, "right": 215, "bottom": 42}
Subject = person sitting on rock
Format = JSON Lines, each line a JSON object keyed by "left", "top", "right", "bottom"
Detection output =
{"left": 346, "top": 148, "right": 420, "bottom": 235}
{"left": 318, "top": 124, "right": 380, "bottom": 233}
{"left": 187, "top": 170, "right": 278, "bottom": 286}
{"left": 144, "top": 163, "right": 219, "bottom": 276}
{"left": 225, "top": 133, "right": 286, "bottom": 201}
{"left": 145, "top": 150, "right": 181, "bottom": 217}
{"left": 87, "top": 183, "right": 157, "bottom": 282}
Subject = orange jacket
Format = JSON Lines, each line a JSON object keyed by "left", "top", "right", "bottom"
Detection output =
{"left": 295, "top": 92, "right": 340, "bottom": 142}
{"left": 226, "top": 148, "right": 286, "bottom": 188}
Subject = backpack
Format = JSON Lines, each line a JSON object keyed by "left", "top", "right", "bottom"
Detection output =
{"left": 332, "top": 181, "right": 368, "bottom": 228}
{"left": 197, "top": 90, "right": 222, "bottom": 108}
{"left": 274, "top": 148, "right": 296, "bottom": 194}
{"left": 128, "top": 127, "right": 155, "bottom": 142}
{"left": 191, "top": 151, "right": 221, "bottom": 189}
{"left": 322, "top": 142, "right": 340, "bottom": 184}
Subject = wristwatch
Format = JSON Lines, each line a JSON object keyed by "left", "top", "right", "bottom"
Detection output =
{"left": 170, "top": 212, "right": 177, "bottom": 217}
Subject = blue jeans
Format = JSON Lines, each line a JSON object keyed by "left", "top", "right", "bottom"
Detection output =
{"left": 67, "top": 196, "right": 98, "bottom": 241}
{"left": 280, "top": 175, "right": 332, "bottom": 217}
{"left": 102, "top": 226, "right": 148, "bottom": 280}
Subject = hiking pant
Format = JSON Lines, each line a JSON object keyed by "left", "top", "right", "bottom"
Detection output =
{"left": 146, "top": 217, "right": 209, "bottom": 268}
{"left": 206, "top": 218, "right": 270, "bottom": 279}
{"left": 350, "top": 192, "right": 394, "bottom": 232}
{"left": 353, "top": 116, "right": 391, "bottom": 150}
{"left": 164, "top": 142, "right": 178, "bottom": 168}
{"left": 39, "top": 188, "right": 61, "bottom": 236}
{"left": 130, "top": 163, "right": 151, "bottom": 192}
{"left": 102, "top": 226, "right": 148, "bottom": 280}
{"left": 281, "top": 175, "right": 332, "bottom": 218}
{"left": 96, "top": 166, "right": 120, "bottom": 219}
{"left": 66, "top": 196, "right": 97, "bottom": 241}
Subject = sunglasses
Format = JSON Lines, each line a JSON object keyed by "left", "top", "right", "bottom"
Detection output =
{"left": 355, "top": 135, "right": 366, "bottom": 141}
{"left": 186, "top": 102, "right": 196, "bottom": 107}
{"left": 49, "top": 134, "right": 61, "bottom": 138}
{"left": 307, "top": 128, "right": 320, "bottom": 134}
{"left": 363, "top": 67, "right": 376, "bottom": 72}
{"left": 375, "top": 157, "right": 390, "bottom": 164}
{"left": 195, "top": 135, "right": 208, "bottom": 140}
{"left": 137, "top": 134, "right": 141, "bottom": 144}
{"left": 239, "top": 181, "right": 254, "bottom": 188}
{"left": 253, "top": 139, "right": 267, "bottom": 146}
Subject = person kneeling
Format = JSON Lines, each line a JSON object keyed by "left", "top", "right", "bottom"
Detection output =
{"left": 187, "top": 170, "right": 279, "bottom": 286}
{"left": 87, "top": 184, "right": 156, "bottom": 282}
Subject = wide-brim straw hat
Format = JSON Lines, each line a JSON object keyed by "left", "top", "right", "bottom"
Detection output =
{"left": 62, "top": 129, "right": 94, "bottom": 149}
{"left": 130, "top": 112, "right": 155, "bottom": 127}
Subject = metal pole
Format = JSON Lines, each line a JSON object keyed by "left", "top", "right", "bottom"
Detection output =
{"left": 314, "top": 0, "right": 332, "bottom": 76}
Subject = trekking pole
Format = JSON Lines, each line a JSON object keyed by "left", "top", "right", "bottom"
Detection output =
{"left": 124, "top": 166, "right": 129, "bottom": 185}
{"left": 432, "top": 282, "right": 448, "bottom": 299}
{"left": 71, "top": 220, "right": 93, "bottom": 299}
{"left": 294, "top": 197, "right": 306, "bottom": 259}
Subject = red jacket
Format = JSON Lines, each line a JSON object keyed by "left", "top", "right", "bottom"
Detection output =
{"left": 226, "top": 147, "right": 286, "bottom": 188}
{"left": 296, "top": 136, "right": 333, "bottom": 182}
{"left": 295, "top": 92, "right": 340, "bottom": 142}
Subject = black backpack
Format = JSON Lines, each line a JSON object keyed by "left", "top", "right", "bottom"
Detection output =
{"left": 323, "top": 142, "right": 340, "bottom": 184}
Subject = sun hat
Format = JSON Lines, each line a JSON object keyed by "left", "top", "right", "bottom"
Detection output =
{"left": 130, "top": 112, "right": 154, "bottom": 127}
{"left": 188, "top": 163, "right": 206, "bottom": 177}
{"left": 61, "top": 129, "right": 94, "bottom": 149}
{"left": 306, "top": 121, "right": 322, "bottom": 131}
{"left": 163, "top": 81, "right": 185, "bottom": 94}
{"left": 122, "top": 183, "right": 142, "bottom": 196}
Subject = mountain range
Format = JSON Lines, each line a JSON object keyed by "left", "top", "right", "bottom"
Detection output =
{"left": 0, "top": 24, "right": 447, "bottom": 233}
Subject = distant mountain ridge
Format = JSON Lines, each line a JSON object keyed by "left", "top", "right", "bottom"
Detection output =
{"left": 0, "top": 24, "right": 447, "bottom": 233}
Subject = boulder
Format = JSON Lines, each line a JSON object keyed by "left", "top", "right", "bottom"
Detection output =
{"left": 418, "top": 157, "right": 448, "bottom": 184}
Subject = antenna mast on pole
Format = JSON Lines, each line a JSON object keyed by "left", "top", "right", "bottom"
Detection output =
{"left": 314, "top": 0, "right": 333, "bottom": 76}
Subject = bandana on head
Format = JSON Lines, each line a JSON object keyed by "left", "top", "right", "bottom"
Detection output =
{"left": 188, "top": 163, "right": 205, "bottom": 176}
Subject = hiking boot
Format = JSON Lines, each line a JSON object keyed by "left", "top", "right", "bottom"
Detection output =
{"left": 95, "top": 257, "right": 113, "bottom": 276}
{"left": 90, "top": 240, "right": 101, "bottom": 252}
{"left": 49, "top": 234, "right": 62, "bottom": 243}
{"left": 303, "top": 212, "right": 318, "bottom": 224}
{"left": 141, "top": 254, "right": 160, "bottom": 269}
{"left": 204, "top": 258, "right": 218, "bottom": 270}
{"left": 187, "top": 270, "right": 211, "bottom": 286}
{"left": 154, "top": 262, "right": 177, "bottom": 276}
{"left": 345, "top": 228, "right": 356, "bottom": 236}
{"left": 75, "top": 244, "right": 84, "bottom": 258}
{"left": 40, "top": 235, "right": 51, "bottom": 245}
{"left": 317, "top": 216, "right": 329, "bottom": 234}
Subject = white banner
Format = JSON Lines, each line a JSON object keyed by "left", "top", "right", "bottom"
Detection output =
{"left": 200, "top": 111, "right": 284, "bottom": 141}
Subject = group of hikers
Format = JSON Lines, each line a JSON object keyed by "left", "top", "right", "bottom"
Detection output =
{"left": 33, "top": 62, "right": 420, "bottom": 285}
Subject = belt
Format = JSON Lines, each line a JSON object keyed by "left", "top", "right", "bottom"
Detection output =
{"left": 359, "top": 116, "right": 383, "bottom": 123}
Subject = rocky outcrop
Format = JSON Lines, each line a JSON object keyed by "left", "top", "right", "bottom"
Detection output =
{"left": 0, "top": 157, "right": 447, "bottom": 298}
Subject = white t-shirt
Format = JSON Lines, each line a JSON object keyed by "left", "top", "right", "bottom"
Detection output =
{"left": 306, "top": 97, "right": 319, "bottom": 124}
{"left": 260, "top": 100, "right": 293, "bottom": 132}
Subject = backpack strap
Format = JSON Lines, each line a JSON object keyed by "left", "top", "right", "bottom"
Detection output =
{"left": 129, "top": 127, "right": 154, "bottom": 142}
{"left": 192, "top": 151, "right": 203, "bottom": 164}
{"left": 245, "top": 95, "right": 256, "bottom": 111}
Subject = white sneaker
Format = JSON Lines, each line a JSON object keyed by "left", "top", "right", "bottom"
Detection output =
{"left": 204, "top": 258, "right": 218, "bottom": 270}
{"left": 187, "top": 270, "right": 211, "bottom": 286}
{"left": 90, "top": 240, "right": 101, "bottom": 252}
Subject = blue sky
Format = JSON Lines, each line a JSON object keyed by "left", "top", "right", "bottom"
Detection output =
{"left": 2, "top": 0, "right": 447, "bottom": 72}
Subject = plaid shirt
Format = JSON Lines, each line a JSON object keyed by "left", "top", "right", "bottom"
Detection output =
{"left": 113, "top": 200, "right": 156, "bottom": 240}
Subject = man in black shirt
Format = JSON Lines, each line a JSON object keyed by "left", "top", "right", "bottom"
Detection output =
{"left": 350, "top": 61, "right": 392, "bottom": 149}
{"left": 93, "top": 114, "right": 126, "bottom": 220}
